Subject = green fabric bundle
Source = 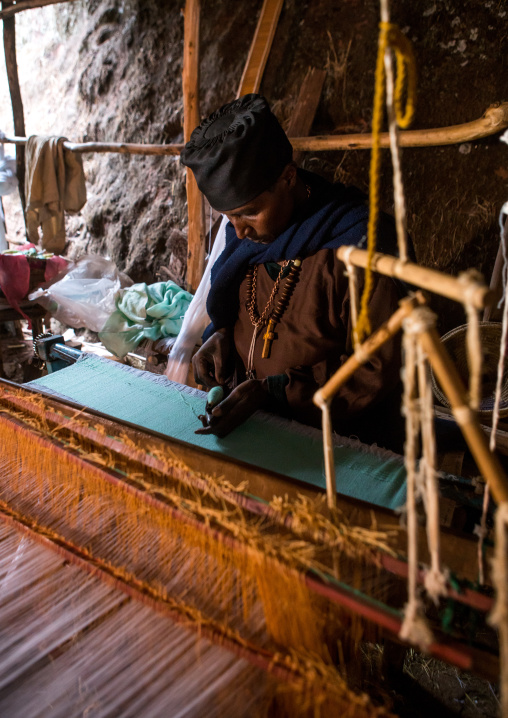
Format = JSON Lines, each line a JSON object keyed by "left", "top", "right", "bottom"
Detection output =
{"left": 99, "top": 281, "right": 193, "bottom": 357}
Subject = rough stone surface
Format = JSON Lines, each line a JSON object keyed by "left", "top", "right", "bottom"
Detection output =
{"left": 0, "top": 0, "right": 506, "bottom": 331}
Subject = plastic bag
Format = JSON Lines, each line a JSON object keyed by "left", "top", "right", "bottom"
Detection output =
{"left": 29, "top": 255, "right": 132, "bottom": 332}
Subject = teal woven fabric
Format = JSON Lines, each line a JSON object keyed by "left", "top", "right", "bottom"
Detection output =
{"left": 98, "top": 281, "right": 193, "bottom": 357}
{"left": 29, "top": 354, "right": 407, "bottom": 510}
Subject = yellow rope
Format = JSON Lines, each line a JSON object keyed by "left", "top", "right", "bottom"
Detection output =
{"left": 354, "top": 22, "right": 416, "bottom": 344}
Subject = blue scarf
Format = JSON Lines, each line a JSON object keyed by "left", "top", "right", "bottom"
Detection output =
{"left": 206, "top": 169, "right": 397, "bottom": 333}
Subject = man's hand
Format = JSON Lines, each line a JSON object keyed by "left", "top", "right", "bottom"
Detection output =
{"left": 192, "top": 328, "right": 233, "bottom": 388}
{"left": 195, "top": 379, "right": 268, "bottom": 438}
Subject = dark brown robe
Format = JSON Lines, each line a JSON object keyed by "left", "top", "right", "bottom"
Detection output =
{"left": 233, "top": 248, "right": 405, "bottom": 453}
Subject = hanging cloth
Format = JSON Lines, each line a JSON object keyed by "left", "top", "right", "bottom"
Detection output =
{"left": 25, "top": 136, "right": 87, "bottom": 253}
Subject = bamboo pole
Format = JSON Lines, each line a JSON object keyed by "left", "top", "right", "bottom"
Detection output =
{"left": 237, "top": 0, "right": 284, "bottom": 96}
{"left": 183, "top": 0, "right": 205, "bottom": 294}
{"left": 313, "top": 293, "right": 425, "bottom": 509}
{"left": 2, "top": 1, "right": 26, "bottom": 219}
{"left": 419, "top": 325, "right": 508, "bottom": 505}
{"left": 0, "top": 0, "right": 77, "bottom": 20}
{"left": 290, "top": 102, "right": 508, "bottom": 151}
{"left": 337, "top": 246, "right": 493, "bottom": 311}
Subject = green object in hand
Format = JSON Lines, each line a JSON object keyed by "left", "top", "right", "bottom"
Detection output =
{"left": 207, "top": 385, "right": 224, "bottom": 409}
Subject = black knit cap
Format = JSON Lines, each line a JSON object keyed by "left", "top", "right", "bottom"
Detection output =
{"left": 180, "top": 94, "right": 293, "bottom": 212}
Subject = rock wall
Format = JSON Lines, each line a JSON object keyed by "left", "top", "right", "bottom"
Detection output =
{"left": 1, "top": 0, "right": 507, "bottom": 329}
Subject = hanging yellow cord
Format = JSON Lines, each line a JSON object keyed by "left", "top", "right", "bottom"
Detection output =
{"left": 354, "top": 22, "right": 417, "bottom": 345}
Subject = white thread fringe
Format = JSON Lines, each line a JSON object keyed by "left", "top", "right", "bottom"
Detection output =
{"left": 488, "top": 502, "right": 508, "bottom": 718}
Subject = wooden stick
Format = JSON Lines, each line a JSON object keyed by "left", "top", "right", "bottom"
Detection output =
{"left": 314, "top": 293, "right": 425, "bottom": 510}
{"left": 0, "top": 0, "right": 77, "bottom": 20}
{"left": 237, "top": 0, "right": 284, "bottom": 96}
{"left": 0, "top": 136, "right": 183, "bottom": 154}
{"left": 183, "top": 0, "right": 205, "bottom": 294}
{"left": 320, "top": 402, "right": 336, "bottom": 510}
{"left": 419, "top": 325, "right": 508, "bottom": 505}
{"left": 290, "top": 102, "right": 508, "bottom": 151}
{"left": 64, "top": 140, "right": 183, "bottom": 156}
{"left": 2, "top": 2, "right": 26, "bottom": 219}
{"left": 337, "top": 246, "right": 492, "bottom": 311}
{"left": 2, "top": 102, "right": 506, "bottom": 157}
{"left": 314, "top": 293, "right": 425, "bottom": 408}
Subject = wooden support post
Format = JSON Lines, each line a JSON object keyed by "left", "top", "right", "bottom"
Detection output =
{"left": 237, "top": 0, "right": 284, "bottom": 96}
{"left": 183, "top": 0, "right": 205, "bottom": 294}
{"left": 286, "top": 67, "right": 326, "bottom": 165}
{"left": 337, "top": 246, "right": 493, "bottom": 311}
{"left": 2, "top": 1, "right": 26, "bottom": 221}
{"left": 419, "top": 325, "right": 508, "bottom": 505}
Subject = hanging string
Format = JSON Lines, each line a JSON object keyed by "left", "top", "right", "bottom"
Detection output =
{"left": 416, "top": 336, "right": 448, "bottom": 603}
{"left": 460, "top": 269, "right": 485, "bottom": 582}
{"left": 342, "top": 246, "right": 360, "bottom": 350}
{"left": 480, "top": 204, "right": 508, "bottom": 585}
{"left": 490, "top": 204, "right": 508, "bottom": 445}
{"left": 399, "top": 309, "right": 434, "bottom": 650}
{"left": 488, "top": 502, "right": 508, "bottom": 718}
{"left": 354, "top": 20, "right": 416, "bottom": 345}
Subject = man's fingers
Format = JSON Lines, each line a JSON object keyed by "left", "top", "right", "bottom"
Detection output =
{"left": 193, "top": 355, "right": 218, "bottom": 387}
{"left": 195, "top": 426, "right": 214, "bottom": 435}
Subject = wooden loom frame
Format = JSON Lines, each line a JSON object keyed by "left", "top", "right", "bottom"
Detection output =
{"left": 314, "top": 249, "right": 508, "bottom": 510}
{"left": 0, "top": 1, "right": 506, "bottom": 710}
{"left": 0, "top": 376, "right": 501, "bottom": 682}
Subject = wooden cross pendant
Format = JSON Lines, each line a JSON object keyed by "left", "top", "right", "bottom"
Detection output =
{"left": 262, "top": 319, "right": 277, "bottom": 359}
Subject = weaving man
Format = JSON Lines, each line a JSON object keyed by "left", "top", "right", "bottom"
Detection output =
{"left": 181, "top": 94, "right": 405, "bottom": 452}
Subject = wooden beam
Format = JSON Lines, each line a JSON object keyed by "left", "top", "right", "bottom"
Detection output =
{"left": 2, "top": 136, "right": 184, "bottom": 155}
{"left": 286, "top": 66, "right": 326, "bottom": 163}
{"left": 0, "top": 0, "right": 77, "bottom": 20}
{"left": 2, "top": 1, "right": 26, "bottom": 220}
{"left": 290, "top": 102, "right": 508, "bottom": 151}
{"left": 182, "top": 0, "right": 205, "bottom": 294}
{"left": 2, "top": 103, "right": 506, "bottom": 157}
{"left": 55, "top": 140, "right": 183, "bottom": 155}
{"left": 237, "top": 0, "right": 284, "bottom": 96}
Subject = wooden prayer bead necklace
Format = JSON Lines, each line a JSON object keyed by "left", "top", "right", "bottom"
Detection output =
{"left": 245, "top": 257, "right": 302, "bottom": 379}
